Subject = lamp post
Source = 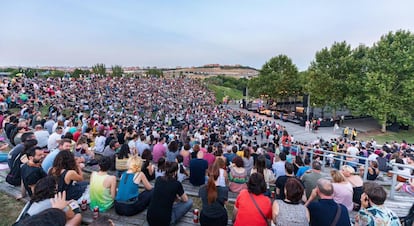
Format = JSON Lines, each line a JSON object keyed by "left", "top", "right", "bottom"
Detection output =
{"left": 306, "top": 94, "right": 310, "bottom": 121}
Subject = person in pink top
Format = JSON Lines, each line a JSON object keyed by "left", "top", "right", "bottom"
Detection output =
{"left": 204, "top": 146, "right": 216, "bottom": 167}
{"left": 152, "top": 136, "right": 167, "bottom": 163}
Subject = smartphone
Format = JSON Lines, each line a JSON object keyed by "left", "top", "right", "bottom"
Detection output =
{"left": 69, "top": 201, "right": 81, "bottom": 214}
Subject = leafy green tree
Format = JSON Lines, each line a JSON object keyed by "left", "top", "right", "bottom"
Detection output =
{"left": 72, "top": 68, "right": 90, "bottom": 78}
{"left": 92, "top": 63, "right": 106, "bottom": 76}
{"left": 248, "top": 54, "right": 299, "bottom": 100}
{"left": 359, "top": 30, "right": 414, "bottom": 132}
{"left": 111, "top": 65, "right": 124, "bottom": 77}
{"left": 306, "top": 41, "right": 352, "bottom": 117}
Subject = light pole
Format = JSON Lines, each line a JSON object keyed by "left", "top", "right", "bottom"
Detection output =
{"left": 306, "top": 94, "right": 310, "bottom": 121}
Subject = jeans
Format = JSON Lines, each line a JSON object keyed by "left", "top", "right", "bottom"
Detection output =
{"left": 171, "top": 199, "right": 193, "bottom": 225}
{"left": 0, "top": 153, "right": 7, "bottom": 163}
{"left": 115, "top": 189, "right": 153, "bottom": 216}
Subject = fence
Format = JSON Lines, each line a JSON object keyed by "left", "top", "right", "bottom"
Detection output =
{"left": 300, "top": 147, "right": 370, "bottom": 180}
{"left": 389, "top": 162, "right": 414, "bottom": 199}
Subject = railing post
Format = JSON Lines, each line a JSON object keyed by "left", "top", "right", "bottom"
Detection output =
{"left": 390, "top": 164, "right": 398, "bottom": 200}
{"left": 322, "top": 149, "right": 327, "bottom": 167}
{"left": 339, "top": 155, "right": 344, "bottom": 168}
{"left": 363, "top": 159, "right": 369, "bottom": 181}
{"left": 310, "top": 149, "right": 314, "bottom": 165}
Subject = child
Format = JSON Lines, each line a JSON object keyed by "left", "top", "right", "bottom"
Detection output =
{"left": 155, "top": 157, "right": 166, "bottom": 178}
{"left": 176, "top": 155, "right": 189, "bottom": 182}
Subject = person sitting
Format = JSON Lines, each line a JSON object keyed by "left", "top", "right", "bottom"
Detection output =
{"left": 49, "top": 150, "right": 88, "bottom": 201}
{"left": 342, "top": 165, "right": 364, "bottom": 211}
{"left": 89, "top": 156, "right": 117, "bottom": 212}
{"left": 141, "top": 148, "right": 155, "bottom": 181}
{"left": 155, "top": 157, "right": 166, "bottom": 178}
{"left": 198, "top": 159, "right": 229, "bottom": 226}
{"left": 20, "top": 146, "right": 47, "bottom": 197}
{"left": 395, "top": 178, "right": 414, "bottom": 196}
{"left": 115, "top": 143, "right": 130, "bottom": 177}
{"left": 233, "top": 173, "right": 272, "bottom": 226}
{"left": 228, "top": 156, "right": 248, "bottom": 193}
{"left": 330, "top": 169, "right": 354, "bottom": 212}
{"left": 272, "top": 178, "right": 309, "bottom": 226}
{"left": 189, "top": 149, "right": 208, "bottom": 186}
{"left": 360, "top": 160, "right": 380, "bottom": 181}
{"left": 251, "top": 155, "right": 275, "bottom": 196}
{"left": 147, "top": 162, "right": 193, "bottom": 226}
{"left": 356, "top": 182, "right": 401, "bottom": 225}
{"left": 275, "top": 162, "right": 300, "bottom": 200}
{"left": 114, "top": 156, "right": 153, "bottom": 216}
{"left": 305, "top": 178, "right": 351, "bottom": 226}
{"left": 15, "top": 176, "right": 82, "bottom": 226}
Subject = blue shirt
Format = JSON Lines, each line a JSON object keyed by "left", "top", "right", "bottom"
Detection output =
{"left": 42, "top": 149, "right": 59, "bottom": 173}
{"left": 296, "top": 165, "right": 311, "bottom": 178}
{"left": 115, "top": 172, "right": 139, "bottom": 201}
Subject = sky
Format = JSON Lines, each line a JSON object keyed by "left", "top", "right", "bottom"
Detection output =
{"left": 1, "top": 1, "right": 414, "bottom": 70}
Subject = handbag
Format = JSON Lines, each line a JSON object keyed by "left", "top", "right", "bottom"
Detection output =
{"left": 249, "top": 193, "right": 270, "bottom": 226}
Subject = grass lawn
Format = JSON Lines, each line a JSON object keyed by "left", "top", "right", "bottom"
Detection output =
{"left": 0, "top": 191, "right": 25, "bottom": 226}
{"left": 207, "top": 84, "right": 243, "bottom": 104}
{"left": 359, "top": 128, "right": 414, "bottom": 144}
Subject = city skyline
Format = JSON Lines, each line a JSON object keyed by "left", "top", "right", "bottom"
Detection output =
{"left": 1, "top": 0, "right": 414, "bottom": 70}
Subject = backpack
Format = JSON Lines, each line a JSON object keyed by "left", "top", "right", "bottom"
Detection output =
{"left": 6, "top": 152, "right": 22, "bottom": 186}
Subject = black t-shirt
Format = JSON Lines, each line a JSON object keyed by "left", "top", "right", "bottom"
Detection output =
{"left": 189, "top": 158, "right": 208, "bottom": 186}
{"left": 199, "top": 185, "right": 228, "bottom": 218}
{"left": 7, "top": 144, "right": 24, "bottom": 169}
{"left": 147, "top": 177, "right": 185, "bottom": 225}
{"left": 275, "top": 176, "right": 302, "bottom": 200}
{"left": 21, "top": 164, "right": 47, "bottom": 196}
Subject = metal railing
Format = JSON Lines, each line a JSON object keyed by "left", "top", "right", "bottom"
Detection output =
{"left": 389, "top": 162, "right": 414, "bottom": 199}
{"left": 300, "top": 147, "right": 370, "bottom": 181}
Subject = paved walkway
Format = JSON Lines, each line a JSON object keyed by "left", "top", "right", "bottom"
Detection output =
{"left": 227, "top": 105, "right": 342, "bottom": 143}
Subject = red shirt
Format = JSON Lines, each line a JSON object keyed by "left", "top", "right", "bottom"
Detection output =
{"left": 234, "top": 189, "right": 272, "bottom": 226}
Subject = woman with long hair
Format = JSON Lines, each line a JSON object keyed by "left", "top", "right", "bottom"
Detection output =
{"left": 228, "top": 156, "right": 248, "bottom": 193}
{"left": 115, "top": 143, "right": 130, "bottom": 177}
{"left": 242, "top": 147, "right": 254, "bottom": 176}
{"left": 73, "top": 135, "right": 94, "bottom": 164}
{"left": 114, "top": 156, "right": 153, "bottom": 216}
{"left": 141, "top": 148, "right": 155, "bottom": 181}
{"left": 199, "top": 160, "right": 229, "bottom": 226}
{"left": 251, "top": 155, "right": 275, "bottom": 196}
{"left": 330, "top": 169, "right": 353, "bottom": 212}
{"left": 49, "top": 151, "right": 88, "bottom": 201}
{"left": 166, "top": 140, "right": 179, "bottom": 162}
{"left": 15, "top": 176, "right": 82, "bottom": 226}
{"left": 147, "top": 162, "right": 193, "bottom": 226}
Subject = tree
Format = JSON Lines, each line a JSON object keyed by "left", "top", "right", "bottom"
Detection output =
{"left": 92, "top": 63, "right": 106, "bottom": 76}
{"left": 360, "top": 30, "right": 414, "bottom": 132}
{"left": 111, "top": 65, "right": 123, "bottom": 77}
{"left": 72, "top": 68, "right": 90, "bottom": 78}
{"left": 306, "top": 41, "right": 352, "bottom": 117}
{"left": 248, "top": 54, "right": 299, "bottom": 100}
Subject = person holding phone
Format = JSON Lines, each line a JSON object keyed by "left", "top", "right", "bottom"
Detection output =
{"left": 356, "top": 182, "right": 401, "bottom": 226}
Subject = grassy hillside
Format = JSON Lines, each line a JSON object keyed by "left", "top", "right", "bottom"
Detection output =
{"left": 207, "top": 84, "right": 243, "bottom": 104}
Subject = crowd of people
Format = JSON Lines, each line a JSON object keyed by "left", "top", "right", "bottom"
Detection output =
{"left": 0, "top": 75, "right": 412, "bottom": 225}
